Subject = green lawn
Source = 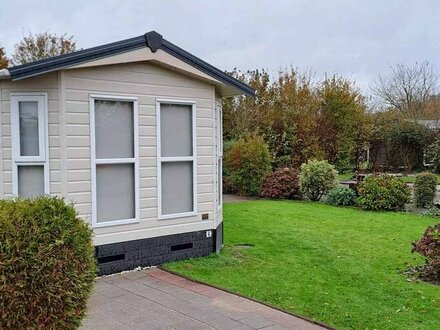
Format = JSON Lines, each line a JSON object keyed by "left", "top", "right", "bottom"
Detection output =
{"left": 164, "top": 201, "right": 440, "bottom": 330}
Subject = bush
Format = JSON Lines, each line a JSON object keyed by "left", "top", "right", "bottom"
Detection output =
{"left": 412, "top": 223, "right": 440, "bottom": 284}
{"left": 414, "top": 172, "right": 437, "bottom": 208}
{"left": 326, "top": 187, "right": 357, "bottom": 207}
{"left": 299, "top": 160, "right": 338, "bottom": 201}
{"left": 0, "top": 196, "right": 96, "bottom": 329}
{"left": 224, "top": 135, "right": 272, "bottom": 196}
{"left": 260, "top": 168, "right": 300, "bottom": 199}
{"left": 358, "top": 175, "right": 411, "bottom": 211}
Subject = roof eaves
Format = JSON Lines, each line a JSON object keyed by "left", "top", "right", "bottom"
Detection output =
{"left": 8, "top": 35, "right": 147, "bottom": 80}
{"left": 160, "top": 39, "right": 255, "bottom": 97}
{"left": 7, "top": 31, "right": 255, "bottom": 97}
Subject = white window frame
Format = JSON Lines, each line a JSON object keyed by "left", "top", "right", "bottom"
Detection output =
{"left": 156, "top": 99, "right": 197, "bottom": 220}
{"left": 11, "top": 92, "right": 49, "bottom": 196}
{"left": 90, "top": 94, "right": 139, "bottom": 228}
{"left": 215, "top": 102, "right": 223, "bottom": 210}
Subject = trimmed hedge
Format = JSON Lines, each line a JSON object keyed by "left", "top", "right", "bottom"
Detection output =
{"left": 0, "top": 196, "right": 96, "bottom": 329}
{"left": 260, "top": 168, "right": 300, "bottom": 199}
{"left": 358, "top": 175, "right": 411, "bottom": 211}
{"left": 414, "top": 172, "right": 437, "bottom": 208}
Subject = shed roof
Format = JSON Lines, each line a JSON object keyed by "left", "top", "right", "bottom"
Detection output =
{"left": 6, "top": 31, "right": 255, "bottom": 97}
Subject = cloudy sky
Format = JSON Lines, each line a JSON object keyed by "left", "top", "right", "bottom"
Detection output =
{"left": 1, "top": 0, "right": 439, "bottom": 92}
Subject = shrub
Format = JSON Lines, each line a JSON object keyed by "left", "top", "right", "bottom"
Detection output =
{"left": 299, "top": 160, "right": 338, "bottom": 201}
{"left": 0, "top": 196, "right": 96, "bottom": 329}
{"left": 414, "top": 172, "right": 437, "bottom": 208}
{"left": 224, "top": 135, "right": 272, "bottom": 196}
{"left": 260, "top": 168, "right": 300, "bottom": 199}
{"left": 358, "top": 175, "right": 411, "bottom": 211}
{"left": 326, "top": 187, "right": 357, "bottom": 207}
{"left": 412, "top": 223, "right": 440, "bottom": 284}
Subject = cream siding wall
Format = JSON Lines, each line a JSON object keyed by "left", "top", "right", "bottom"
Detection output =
{"left": 0, "top": 73, "right": 61, "bottom": 198}
{"left": 62, "top": 62, "right": 217, "bottom": 245}
{"left": 0, "top": 62, "right": 222, "bottom": 246}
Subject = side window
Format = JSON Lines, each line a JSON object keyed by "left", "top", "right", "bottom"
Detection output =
{"left": 215, "top": 102, "right": 223, "bottom": 209}
{"left": 11, "top": 94, "right": 48, "bottom": 198}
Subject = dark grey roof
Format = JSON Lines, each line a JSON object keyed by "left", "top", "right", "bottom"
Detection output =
{"left": 8, "top": 31, "right": 255, "bottom": 96}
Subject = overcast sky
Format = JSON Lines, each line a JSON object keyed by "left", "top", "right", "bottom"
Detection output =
{"left": 1, "top": 0, "right": 439, "bottom": 92}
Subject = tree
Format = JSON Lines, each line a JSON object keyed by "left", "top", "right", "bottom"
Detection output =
{"left": 317, "top": 76, "right": 371, "bottom": 172}
{"left": 386, "top": 120, "right": 428, "bottom": 172}
{"left": 223, "top": 68, "right": 371, "bottom": 171}
{"left": 11, "top": 32, "right": 77, "bottom": 65}
{"left": 371, "top": 61, "right": 440, "bottom": 121}
{"left": 0, "top": 46, "right": 8, "bottom": 69}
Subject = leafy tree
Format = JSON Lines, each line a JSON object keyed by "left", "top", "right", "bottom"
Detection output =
{"left": 318, "top": 76, "right": 371, "bottom": 172}
{"left": 0, "top": 46, "right": 8, "bottom": 69}
{"left": 224, "top": 135, "right": 272, "bottom": 196}
{"left": 386, "top": 120, "right": 428, "bottom": 172}
{"left": 11, "top": 32, "right": 77, "bottom": 65}
{"left": 427, "top": 137, "right": 440, "bottom": 173}
{"left": 223, "top": 68, "right": 371, "bottom": 171}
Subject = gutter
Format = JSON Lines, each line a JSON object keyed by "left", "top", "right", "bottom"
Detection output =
{"left": 0, "top": 69, "right": 10, "bottom": 79}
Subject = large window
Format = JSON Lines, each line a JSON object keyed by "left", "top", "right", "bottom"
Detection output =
{"left": 157, "top": 100, "right": 197, "bottom": 219}
{"left": 90, "top": 95, "right": 139, "bottom": 227}
{"left": 215, "top": 102, "right": 223, "bottom": 209}
{"left": 11, "top": 93, "right": 49, "bottom": 198}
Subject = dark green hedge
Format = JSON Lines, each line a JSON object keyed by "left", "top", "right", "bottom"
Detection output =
{"left": 0, "top": 196, "right": 96, "bottom": 329}
{"left": 414, "top": 172, "right": 437, "bottom": 208}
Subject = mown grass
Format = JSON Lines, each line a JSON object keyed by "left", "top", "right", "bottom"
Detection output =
{"left": 164, "top": 200, "right": 440, "bottom": 330}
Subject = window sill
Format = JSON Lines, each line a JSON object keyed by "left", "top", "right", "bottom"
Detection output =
{"left": 93, "top": 218, "right": 139, "bottom": 228}
{"left": 159, "top": 211, "right": 197, "bottom": 221}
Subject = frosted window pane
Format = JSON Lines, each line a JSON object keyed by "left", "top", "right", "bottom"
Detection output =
{"left": 160, "top": 104, "right": 192, "bottom": 157}
{"left": 18, "top": 165, "right": 44, "bottom": 198}
{"left": 96, "top": 164, "right": 135, "bottom": 223}
{"left": 19, "top": 101, "right": 39, "bottom": 156}
{"left": 95, "top": 100, "right": 134, "bottom": 159}
{"left": 161, "top": 161, "right": 193, "bottom": 215}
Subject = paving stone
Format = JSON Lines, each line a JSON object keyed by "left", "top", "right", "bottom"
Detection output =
{"left": 168, "top": 302, "right": 222, "bottom": 322}
{"left": 172, "top": 319, "right": 215, "bottom": 330}
{"left": 233, "top": 326, "right": 255, "bottom": 330}
{"left": 94, "top": 279, "right": 127, "bottom": 298}
{"left": 238, "top": 316, "right": 275, "bottom": 329}
{"left": 204, "top": 315, "right": 245, "bottom": 330}
{"left": 83, "top": 270, "right": 327, "bottom": 330}
{"left": 122, "top": 270, "right": 149, "bottom": 280}
{"left": 80, "top": 310, "right": 133, "bottom": 330}
{"left": 128, "top": 315, "right": 172, "bottom": 330}
{"left": 114, "top": 294, "right": 189, "bottom": 326}
{"left": 260, "top": 325, "right": 285, "bottom": 330}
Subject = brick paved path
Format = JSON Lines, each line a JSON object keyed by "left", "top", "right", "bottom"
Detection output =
{"left": 81, "top": 268, "right": 327, "bottom": 330}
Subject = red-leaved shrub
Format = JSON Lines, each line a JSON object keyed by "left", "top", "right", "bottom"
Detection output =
{"left": 260, "top": 168, "right": 300, "bottom": 199}
{"left": 412, "top": 223, "right": 440, "bottom": 284}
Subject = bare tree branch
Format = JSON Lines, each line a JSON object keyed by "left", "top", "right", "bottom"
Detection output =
{"left": 371, "top": 62, "right": 440, "bottom": 122}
